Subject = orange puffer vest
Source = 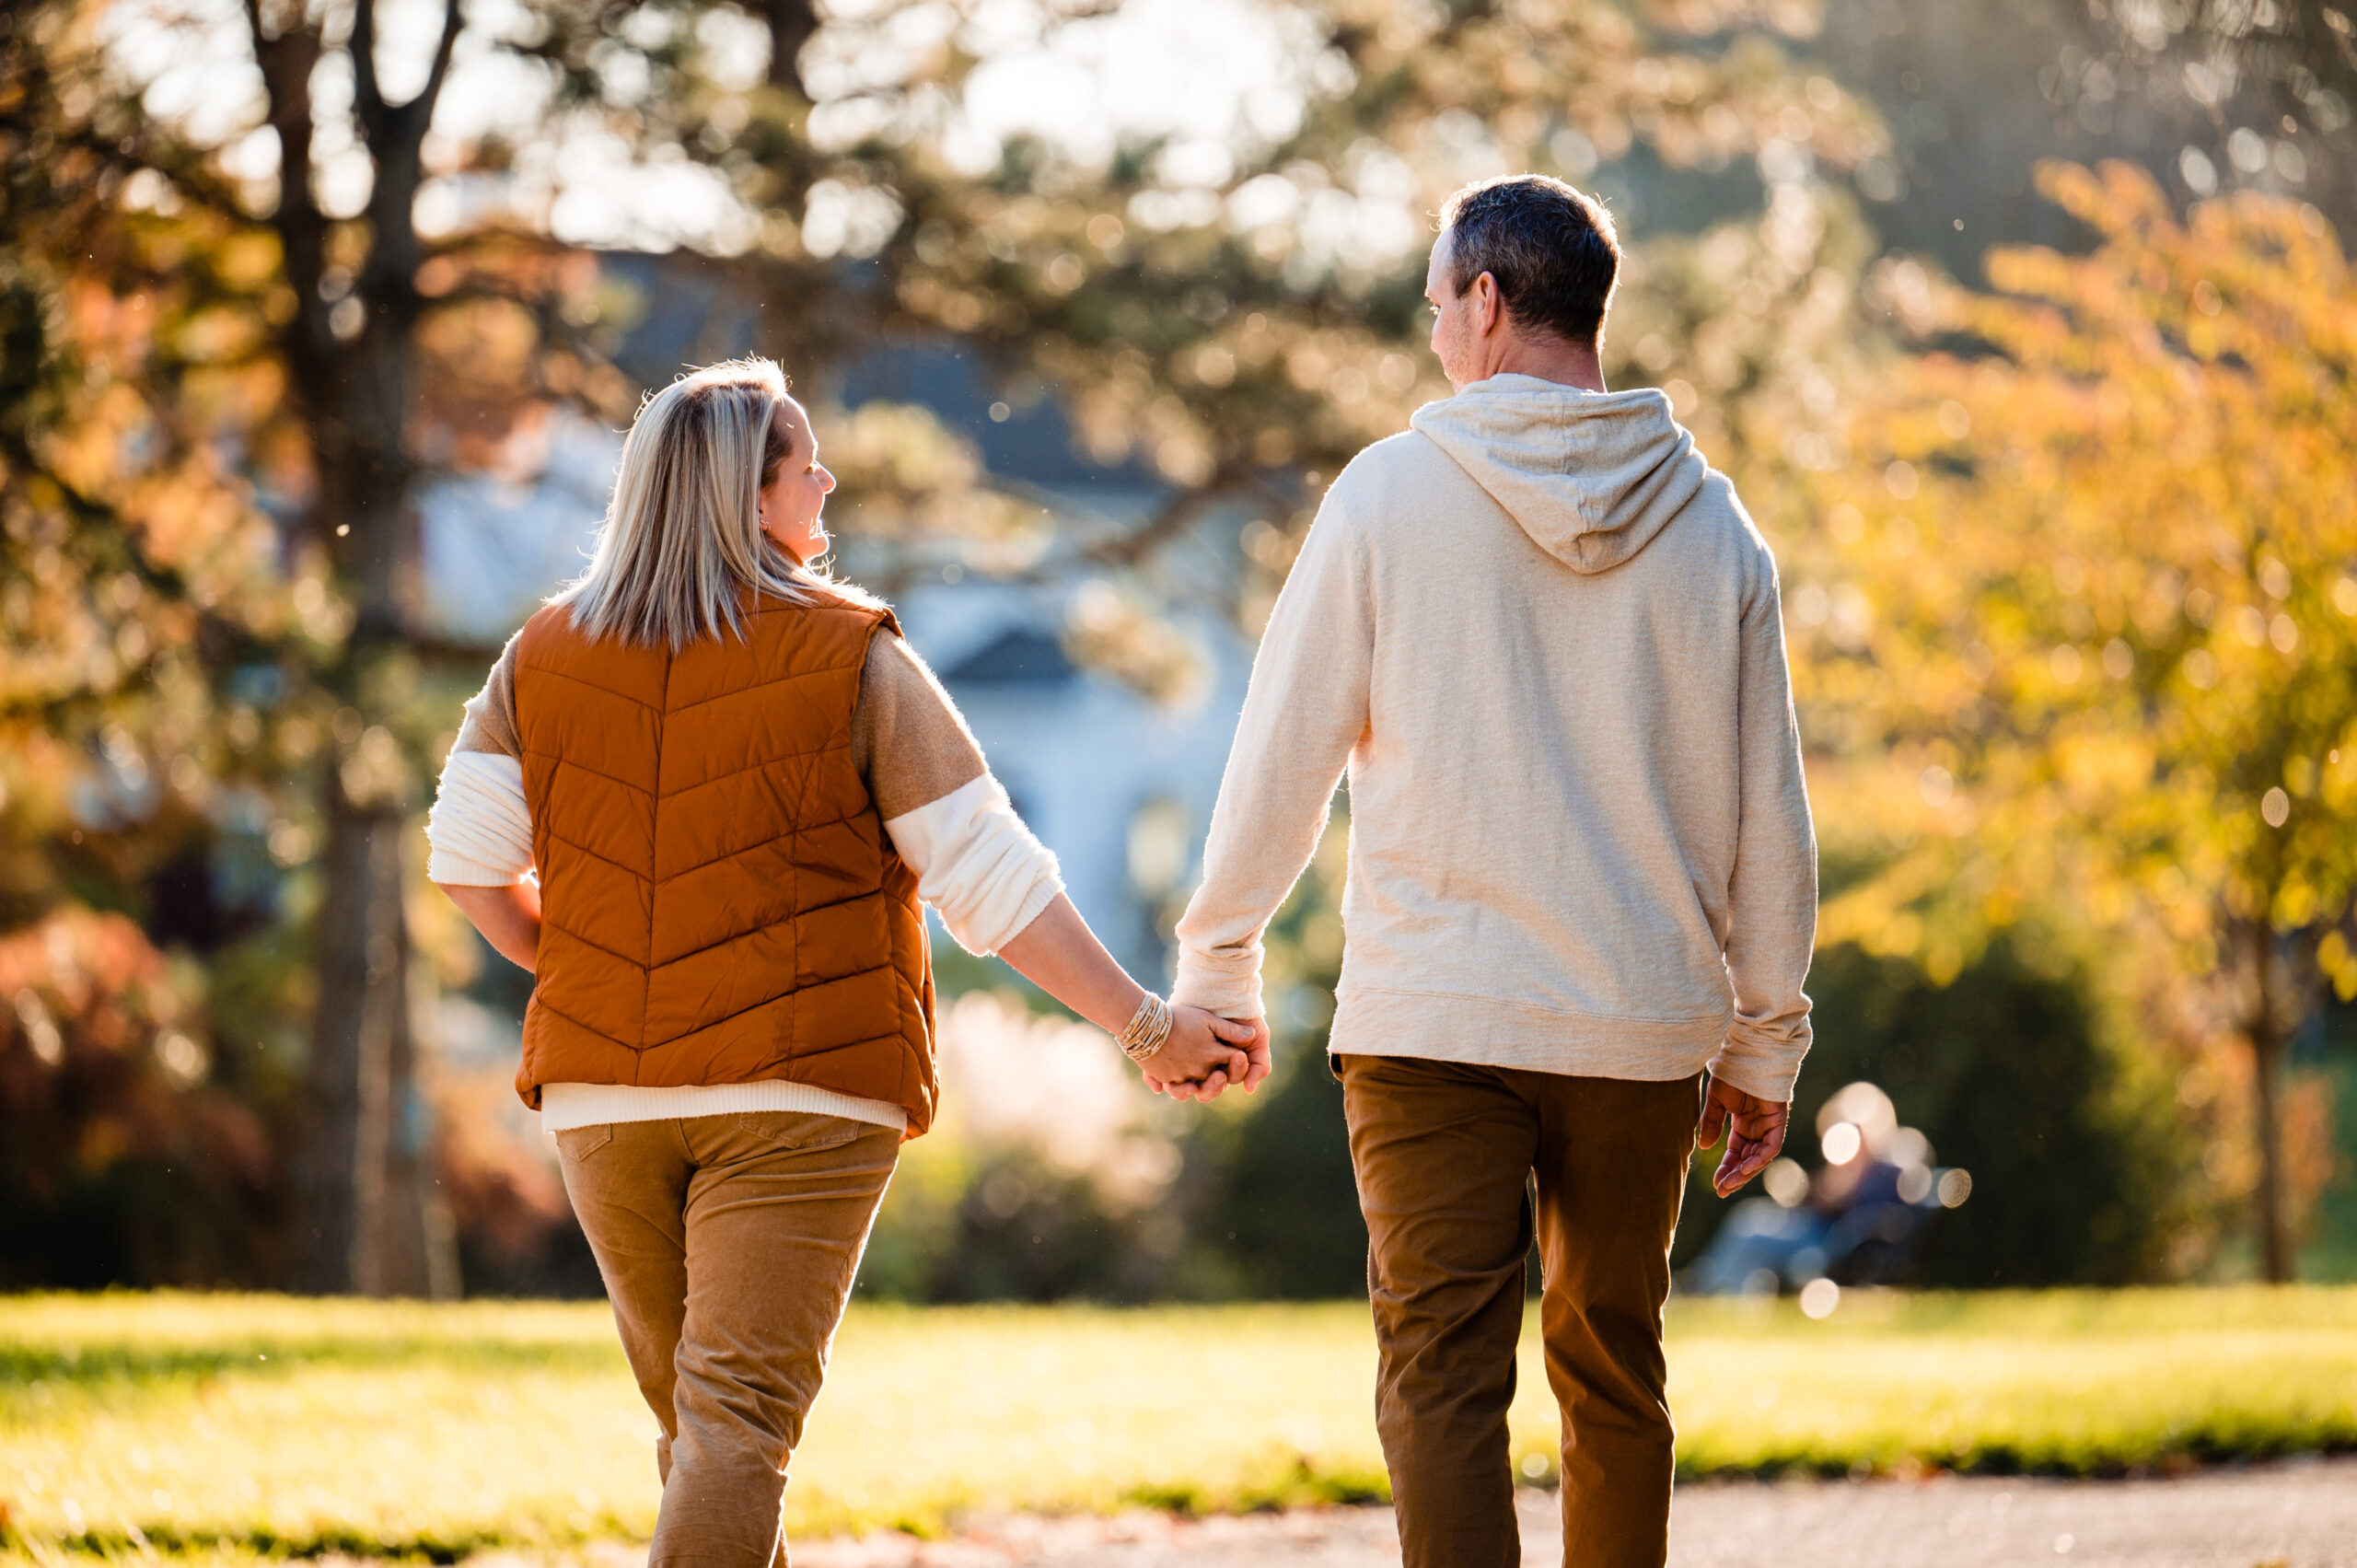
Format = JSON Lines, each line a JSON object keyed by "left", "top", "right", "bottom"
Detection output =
{"left": 510, "top": 590, "right": 937, "bottom": 1133}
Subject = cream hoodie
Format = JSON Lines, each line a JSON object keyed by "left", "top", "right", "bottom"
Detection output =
{"left": 1172, "top": 375, "right": 1817, "bottom": 1101}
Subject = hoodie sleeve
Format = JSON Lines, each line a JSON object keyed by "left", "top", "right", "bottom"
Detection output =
{"left": 1706, "top": 560, "right": 1819, "bottom": 1103}
{"left": 1171, "top": 486, "right": 1374, "bottom": 1019}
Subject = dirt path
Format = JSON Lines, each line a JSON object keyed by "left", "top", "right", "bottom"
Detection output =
{"left": 787, "top": 1458, "right": 2357, "bottom": 1568}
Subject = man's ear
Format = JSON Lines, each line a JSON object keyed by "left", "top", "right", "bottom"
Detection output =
{"left": 1474, "top": 271, "right": 1504, "bottom": 337}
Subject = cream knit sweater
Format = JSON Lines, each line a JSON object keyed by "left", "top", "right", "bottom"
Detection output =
{"left": 1172, "top": 375, "right": 1818, "bottom": 1102}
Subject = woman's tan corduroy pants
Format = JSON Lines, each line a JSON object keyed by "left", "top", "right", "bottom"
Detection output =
{"left": 556, "top": 1110, "right": 899, "bottom": 1568}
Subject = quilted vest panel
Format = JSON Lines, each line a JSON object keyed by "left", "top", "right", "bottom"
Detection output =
{"left": 509, "top": 591, "right": 938, "bottom": 1134}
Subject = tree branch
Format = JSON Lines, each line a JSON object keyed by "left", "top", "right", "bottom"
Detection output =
{"left": 1086, "top": 474, "right": 1231, "bottom": 568}
{"left": 239, "top": 0, "right": 266, "bottom": 65}
{"left": 351, "top": 0, "right": 387, "bottom": 140}
{"left": 412, "top": 0, "right": 466, "bottom": 139}
{"left": 765, "top": 0, "right": 819, "bottom": 97}
{"left": 352, "top": 0, "right": 459, "bottom": 145}
{"left": 241, "top": 0, "right": 325, "bottom": 319}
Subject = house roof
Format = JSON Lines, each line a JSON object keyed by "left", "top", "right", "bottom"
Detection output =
{"left": 940, "top": 626, "right": 1078, "bottom": 687}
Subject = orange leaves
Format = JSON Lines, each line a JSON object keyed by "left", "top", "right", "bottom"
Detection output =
{"left": 0, "top": 906, "right": 276, "bottom": 1225}
{"left": 61, "top": 275, "right": 158, "bottom": 375}
{"left": 1798, "top": 163, "right": 2357, "bottom": 979}
{"left": 0, "top": 907, "right": 181, "bottom": 1049}
{"left": 2034, "top": 157, "right": 2171, "bottom": 237}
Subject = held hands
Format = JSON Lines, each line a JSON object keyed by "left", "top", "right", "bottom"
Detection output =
{"left": 1139, "top": 1007, "right": 1271, "bottom": 1102}
{"left": 1696, "top": 1077, "right": 1789, "bottom": 1198}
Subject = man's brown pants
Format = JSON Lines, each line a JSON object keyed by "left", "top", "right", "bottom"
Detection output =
{"left": 556, "top": 1111, "right": 900, "bottom": 1568}
{"left": 1340, "top": 1054, "right": 1703, "bottom": 1568}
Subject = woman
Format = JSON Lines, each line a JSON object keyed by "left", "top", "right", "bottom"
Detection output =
{"left": 424, "top": 357, "right": 1263, "bottom": 1567}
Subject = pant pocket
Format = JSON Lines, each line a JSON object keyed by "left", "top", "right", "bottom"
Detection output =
{"left": 730, "top": 1110, "right": 869, "bottom": 1155}
{"left": 553, "top": 1123, "right": 615, "bottom": 1162}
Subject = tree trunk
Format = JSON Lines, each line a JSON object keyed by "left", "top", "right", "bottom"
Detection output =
{"left": 280, "top": 293, "right": 447, "bottom": 1295}
{"left": 2247, "top": 923, "right": 2293, "bottom": 1284}
{"left": 2250, "top": 1028, "right": 2293, "bottom": 1284}
{"left": 294, "top": 789, "right": 451, "bottom": 1296}
{"left": 285, "top": 384, "right": 457, "bottom": 1296}
{"left": 264, "top": 0, "right": 464, "bottom": 1297}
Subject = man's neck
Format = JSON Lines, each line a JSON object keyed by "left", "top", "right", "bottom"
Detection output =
{"left": 1475, "top": 335, "right": 1607, "bottom": 393}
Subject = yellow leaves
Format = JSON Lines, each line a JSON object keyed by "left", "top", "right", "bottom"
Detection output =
{"left": 828, "top": 401, "right": 982, "bottom": 495}
{"left": 1797, "top": 163, "right": 2357, "bottom": 977}
{"left": 2035, "top": 157, "right": 2174, "bottom": 238}
{"left": 2320, "top": 932, "right": 2357, "bottom": 1005}
{"left": 1980, "top": 245, "right": 2082, "bottom": 309}
{"left": 213, "top": 229, "right": 283, "bottom": 292}
{"left": 173, "top": 303, "right": 265, "bottom": 365}
{"left": 820, "top": 401, "right": 1047, "bottom": 569}
{"left": 415, "top": 296, "right": 541, "bottom": 403}
{"left": 44, "top": 379, "right": 155, "bottom": 492}
{"left": 2274, "top": 873, "right": 2319, "bottom": 928}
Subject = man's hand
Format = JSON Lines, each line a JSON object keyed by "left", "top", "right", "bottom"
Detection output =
{"left": 1696, "top": 1077, "right": 1789, "bottom": 1198}
{"left": 1143, "top": 1010, "right": 1272, "bottom": 1102}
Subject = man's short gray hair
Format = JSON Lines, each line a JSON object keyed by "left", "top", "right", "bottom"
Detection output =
{"left": 1438, "top": 175, "right": 1621, "bottom": 348}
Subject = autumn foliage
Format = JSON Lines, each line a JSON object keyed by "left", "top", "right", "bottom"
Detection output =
{"left": 1794, "top": 161, "right": 2356, "bottom": 1278}
{"left": 0, "top": 909, "right": 276, "bottom": 1285}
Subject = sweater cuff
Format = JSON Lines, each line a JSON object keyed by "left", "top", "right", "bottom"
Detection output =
{"left": 1703, "top": 1042, "right": 1801, "bottom": 1104}
{"left": 425, "top": 848, "right": 528, "bottom": 887}
{"left": 1171, "top": 946, "right": 1266, "bottom": 1020}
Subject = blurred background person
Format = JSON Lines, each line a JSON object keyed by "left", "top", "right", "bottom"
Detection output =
{"left": 1686, "top": 1081, "right": 1969, "bottom": 1297}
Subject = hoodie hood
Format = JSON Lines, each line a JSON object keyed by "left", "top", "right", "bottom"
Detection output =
{"left": 1408, "top": 374, "right": 1709, "bottom": 575}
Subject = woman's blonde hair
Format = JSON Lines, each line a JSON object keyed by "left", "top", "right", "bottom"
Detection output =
{"left": 553, "top": 357, "right": 871, "bottom": 649}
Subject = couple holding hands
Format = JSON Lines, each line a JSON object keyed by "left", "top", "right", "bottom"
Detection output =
{"left": 426, "top": 173, "right": 1816, "bottom": 1568}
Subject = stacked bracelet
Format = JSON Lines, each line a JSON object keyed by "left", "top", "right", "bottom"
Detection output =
{"left": 1118, "top": 993, "right": 1173, "bottom": 1063}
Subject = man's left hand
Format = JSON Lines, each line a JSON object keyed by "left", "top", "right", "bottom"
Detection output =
{"left": 1144, "top": 1013, "right": 1272, "bottom": 1101}
{"left": 1696, "top": 1077, "right": 1789, "bottom": 1198}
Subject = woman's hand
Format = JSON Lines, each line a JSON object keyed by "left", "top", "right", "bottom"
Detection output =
{"left": 1141, "top": 1009, "right": 1271, "bottom": 1102}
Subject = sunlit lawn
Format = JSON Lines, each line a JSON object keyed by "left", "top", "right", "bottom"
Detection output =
{"left": 1, "top": 1287, "right": 2351, "bottom": 1559}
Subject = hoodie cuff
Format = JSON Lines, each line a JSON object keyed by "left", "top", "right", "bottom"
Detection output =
{"left": 1702, "top": 1045, "right": 1800, "bottom": 1105}
{"left": 1171, "top": 946, "right": 1266, "bottom": 1020}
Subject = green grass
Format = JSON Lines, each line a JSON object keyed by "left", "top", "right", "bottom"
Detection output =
{"left": 2297, "top": 1057, "right": 2357, "bottom": 1282}
{"left": 0, "top": 1288, "right": 2351, "bottom": 1561}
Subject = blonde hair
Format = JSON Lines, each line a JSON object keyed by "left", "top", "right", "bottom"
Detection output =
{"left": 553, "top": 357, "right": 872, "bottom": 649}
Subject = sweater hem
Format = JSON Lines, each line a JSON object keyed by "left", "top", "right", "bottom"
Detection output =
{"left": 1329, "top": 986, "right": 1730, "bottom": 1082}
{"left": 539, "top": 1079, "right": 909, "bottom": 1134}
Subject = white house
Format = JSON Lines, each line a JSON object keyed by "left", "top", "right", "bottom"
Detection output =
{"left": 893, "top": 578, "right": 1249, "bottom": 978}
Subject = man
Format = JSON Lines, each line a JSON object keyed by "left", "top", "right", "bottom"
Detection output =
{"left": 1170, "top": 174, "right": 1817, "bottom": 1567}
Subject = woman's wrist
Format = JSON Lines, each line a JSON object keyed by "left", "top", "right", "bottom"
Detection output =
{"left": 1088, "top": 980, "right": 1142, "bottom": 1040}
{"left": 1115, "top": 991, "right": 1172, "bottom": 1062}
